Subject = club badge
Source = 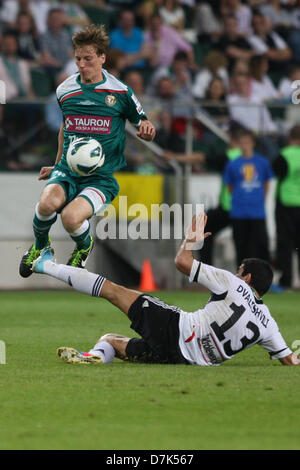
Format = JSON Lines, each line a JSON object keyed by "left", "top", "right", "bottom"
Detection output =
{"left": 105, "top": 95, "right": 117, "bottom": 107}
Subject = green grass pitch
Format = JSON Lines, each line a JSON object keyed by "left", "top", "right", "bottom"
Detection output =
{"left": 0, "top": 289, "right": 299, "bottom": 450}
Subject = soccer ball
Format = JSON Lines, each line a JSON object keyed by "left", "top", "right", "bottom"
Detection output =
{"left": 66, "top": 137, "right": 105, "bottom": 176}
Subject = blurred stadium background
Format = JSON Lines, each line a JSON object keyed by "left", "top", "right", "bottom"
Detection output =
{"left": 1, "top": 0, "right": 300, "bottom": 290}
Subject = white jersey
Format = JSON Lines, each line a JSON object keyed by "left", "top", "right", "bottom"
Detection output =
{"left": 179, "top": 261, "right": 291, "bottom": 366}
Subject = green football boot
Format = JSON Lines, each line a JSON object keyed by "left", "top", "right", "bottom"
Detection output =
{"left": 67, "top": 237, "right": 94, "bottom": 268}
{"left": 19, "top": 238, "right": 52, "bottom": 278}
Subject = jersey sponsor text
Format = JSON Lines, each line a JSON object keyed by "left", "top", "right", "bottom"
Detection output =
{"left": 65, "top": 115, "right": 112, "bottom": 134}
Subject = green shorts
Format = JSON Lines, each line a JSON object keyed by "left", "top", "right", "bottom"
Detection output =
{"left": 46, "top": 163, "right": 119, "bottom": 215}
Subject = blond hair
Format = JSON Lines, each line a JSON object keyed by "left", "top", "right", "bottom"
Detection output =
{"left": 72, "top": 24, "right": 110, "bottom": 55}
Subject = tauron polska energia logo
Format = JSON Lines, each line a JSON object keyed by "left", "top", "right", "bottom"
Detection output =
{"left": 64, "top": 115, "right": 112, "bottom": 134}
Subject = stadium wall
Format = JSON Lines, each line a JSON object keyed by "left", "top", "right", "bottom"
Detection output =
{"left": 0, "top": 173, "right": 277, "bottom": 290}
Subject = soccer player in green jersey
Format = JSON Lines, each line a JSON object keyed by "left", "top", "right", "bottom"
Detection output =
{"left": 19, "top": 24, "right": 156, "bottom": 277}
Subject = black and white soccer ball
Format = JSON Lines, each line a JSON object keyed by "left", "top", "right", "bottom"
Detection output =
{"left": 66, "top": 137, "right": 105, "bottom": 176}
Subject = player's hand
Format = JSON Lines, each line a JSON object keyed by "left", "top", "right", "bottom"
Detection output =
{"left": 38, "top": 166, "right": 54, "bottom": 180}
{"left": 185, "top": 213, "right": 212, "bottom": 247}
{"left": 137, "top": 120, "right": 156, "bottom": 141}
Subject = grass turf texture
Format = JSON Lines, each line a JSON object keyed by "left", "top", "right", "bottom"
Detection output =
{"left": 0, "top": 290, "right": 299, "bottom": 450}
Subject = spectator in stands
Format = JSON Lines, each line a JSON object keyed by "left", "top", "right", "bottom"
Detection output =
{"left": 155, "top": 76, "right": 177, "bottom": 101}
{"left": 104, "top": 49, "right": 127, "bottom": 78}
{"left": 227, "top": 72, "right": 278, "bottom": 135}
{"left": 214, "top": 14, "right": 255, "bottom": 71}
{"left": 273, "top": 124, "right": 300, "bottom": 290}
{"left": 247, "top": 12, "right": 292, "bottom": 75}
{"left": 39, "top": 8, "right": 73, "bottom": 90}
{"left": 202, "top": 77, "right": 230, "bottom": 128}
{"left": 136, "top": 0, "right": 157, "bottom": 30}
{"left": 155, "top": 109, "right": 185, "bottom": 153}
{"left": 230, "top": 57, "right": 250, "bottom": 76}
{"left": 220, "top": 0, "right": 253, "bottom": 36}
{"left": 223, "top": 129, "right": 274, "bottom": 267}
{"left": 192, "top": 50, "right": 229, "bottom": 99}
{"left": 158, "top": 110, "right": 206, "bottom": 172}
{"left": 58, "top": 0, "right": 90, "bottom": 35}
{"left": 13, "top": 11, "right": 40, "bottom": 64}
{"left": 123, "top": 70, "right": 145, "bottom": 97}
{"left": 259, "top": 0, "right": 292, "bottom": 36}
{"left": 247, "top": 0, "right": 268, "bottom": 7}
{"left": 288, "top": 0, "right": 300, "bottom": 63}
{"left": 158, "top": 0, "right": 185, "bottom": 32}
{"left": 144, "top": 13, "right": 195, "bottom": 68}
{"left": 147, "top": 51, "right": 193, "bottom": 99}
{"left": 249, "top": 55, "right": 280, "bottom": 102}
{"left": 291, "top": 0, "right": 300, "bottom": 28}
{"left": 195, "top": 1, "right": 223, "bottom": 41}
{"left": 278, "top": 64, "right": 300, "bottom": 101}
{"left": 110, "top": 9, "right": 151, "bottom": 69}
{"left": 0, "top": 0, "right": 51, "bottom": 35}
{"left": 0, "top": 32, "right": 34, "bottom": 100}
{"left": 154, "top": 76, "right": 193, "bottom": 118}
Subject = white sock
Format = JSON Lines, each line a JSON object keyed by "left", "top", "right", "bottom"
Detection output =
{"left": 89, "top": 341, "right": 115, "bottom": 363}
{"left": 69, "top": 219, "right": 89, "bottom": 237}
{"left": 42, "top": 261, "right": 106, "bottom": 297}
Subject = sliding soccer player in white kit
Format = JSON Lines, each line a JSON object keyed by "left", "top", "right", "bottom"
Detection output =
{"left": 32, "top": 213, "right": 300, "bottom": 367}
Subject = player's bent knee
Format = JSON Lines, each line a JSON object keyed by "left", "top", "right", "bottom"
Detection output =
{"left": 38, "top": 197, "right": 61, "bottom": 216}
{"left": 99, "top": 334, "right": 130, "bottom": 360}
{"left": 39, "top": 185, "right": 65, "bottom": 215}
{"left": 99, "top": 333, "right": 115, "bottom": 344}
{"left": 61, "top": 208, "right": 83, "bottom": 231}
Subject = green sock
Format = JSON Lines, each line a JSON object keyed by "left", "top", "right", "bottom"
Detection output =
{"left": 70, "top": 221, "right": 92, "bottom": 250}
{"left": 33, "top": 209, "right": 57, "bottom": 250}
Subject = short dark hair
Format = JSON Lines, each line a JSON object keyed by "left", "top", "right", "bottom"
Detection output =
{"left": 48, "top": 8, "right": 64, "bottom": 17}
{"left": 249, "top": 54, "right": 267, "bottom": 72}
{"left": 241, "top": 258, "right": 273, "bottom": 297}
{"left": 173, "top": 51, "right": 188, "bottom": 62}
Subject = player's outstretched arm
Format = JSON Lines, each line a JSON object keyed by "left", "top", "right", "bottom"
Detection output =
{"left": 175, "top": 213, "right": 211, "bottom": 276}
{"left": 136, "top": 119, "right": 156, "bottom": 141}
{"left": 279, "top": 352, "right": 300, "bottom": 366}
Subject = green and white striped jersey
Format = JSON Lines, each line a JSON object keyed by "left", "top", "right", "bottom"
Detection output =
{"left": 56, "top": 69, "right": 147, "bottom": 176}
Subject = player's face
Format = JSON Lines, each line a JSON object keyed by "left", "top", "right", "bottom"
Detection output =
{"left": 75, "top": 45, "right": 106, "bottom": 84}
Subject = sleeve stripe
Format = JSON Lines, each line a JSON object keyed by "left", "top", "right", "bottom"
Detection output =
{"left": 269, "top": 347, "right": 288, "bottom": 357}
{"left": 192, "top": 262, "right": 201, "bottom": 283}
